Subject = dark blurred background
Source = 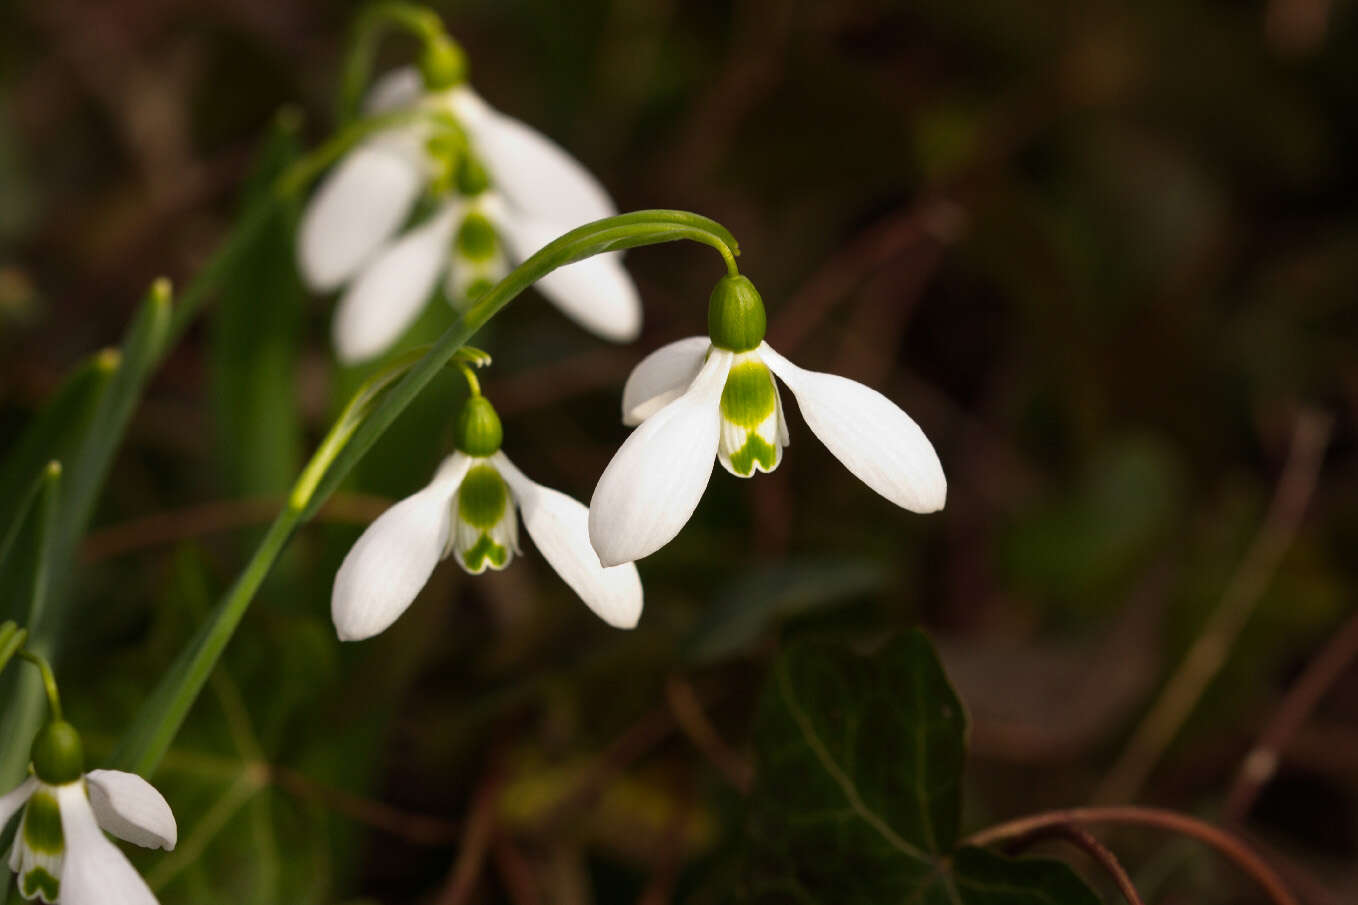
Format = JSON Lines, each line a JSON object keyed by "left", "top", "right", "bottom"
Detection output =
{"left": 1, "top": 0, "right": 1356, "bottom": 903}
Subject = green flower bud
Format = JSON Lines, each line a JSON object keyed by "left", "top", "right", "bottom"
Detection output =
{"left": 707, "top": 274, "right": 766, "bottom": 353}
{"left": 31, "top": 721, "right": 84, "bottom": 785}
{"left": 455, "top": 154, "right": 491, "bottom": 197}
{"left": 419, "top": 35, "right": 468, "bottom": 91}
{"left": 455, "top": 395, "right": 503, "bottom": 457}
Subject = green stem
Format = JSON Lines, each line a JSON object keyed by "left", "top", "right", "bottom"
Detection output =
{"left": 109, "top": 209, "right": 739, "bottom": 776}
{"left": 17, "top": 650, "right": 63, "bottom": 723}
{"left": 0, "top": 623, "right": 26, "bottom": 678}
{"left": 339, "top": 1, "right": 447, "bottom": 125}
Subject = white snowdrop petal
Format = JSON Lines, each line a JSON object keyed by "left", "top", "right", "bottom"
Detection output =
{"left": 0, "top": 776, "right": 35, "bottom": 831}
{"left": 332, "top": 205, "right": 460, "bottom": 364}
{"left": 297, "top": 136, "right": 426, "bottom": 293}
{"left": 85, "top": 771, "right": 177, "bottom": 852}
{"left": 497, "top": 212, "right": 641, "bottom": 342}
{"left": 759, "top": 343, "right": 946, "bottom": 513}
{"left": 56, "top": 783, "right": 157, "bottom": 905}
{"left": 494, "top": 454, "right": 643, "bottom": 628}
{"left": 449, "top": 87, "right": 616, "bottom": 228}
{"left": 331, "top": 454, "right": 471, "bottom": 641}
{"left": 364, "top": 65, "right": 424, "bottom": 115}
{"left": 588, "top": 349, "right": 733, "bottom": 566}
{"left": 620, "top": 336, "right": 711, "bottom": 426}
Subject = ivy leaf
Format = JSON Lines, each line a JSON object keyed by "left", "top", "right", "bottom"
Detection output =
{"left": 739, "top": 630, "right": 1102, "bottom": 904}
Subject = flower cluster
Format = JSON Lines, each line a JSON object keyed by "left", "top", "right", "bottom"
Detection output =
{"left": 298, "top": 63, "right": 642, "bottom": 364}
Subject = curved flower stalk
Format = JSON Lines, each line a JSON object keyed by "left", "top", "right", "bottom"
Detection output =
{"left": 1, "top": 720, "right": 175, "bottom": 905}
{"left": 332, "top": 378, "right": 642, "bottom": 641}
{"left": 299, "top": 50, "right": 642, "bottom": 363}
{"left": 589, "top": 274, "right": 947, "bottom": 566}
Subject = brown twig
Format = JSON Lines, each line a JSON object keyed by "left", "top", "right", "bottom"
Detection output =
{"left": 268, "top": 764, "right": 461, "bottom": 846}
{"left": 537, "top": 705, "right": 676, "bottom": 834}
{"left": 664, "top": 676, "right": 753, "bottom": 794}
{"left": 492, "top": 834, "right": 544, "bottom": 905}
{"left": 965, "top": 806, "right": 1298, "bottom": 905}
{"left": 80, "top": 492, "right": 394, "bottom": 562}
{"left": 1095, "top": 411, "right": 1332, "bottom": 804}
{"left": 436, "top": 770, "right": 504, "bottom": 905}
{"left": 1225, "top": 607, "right": 1358, "bottom": 821}
{"left": 1001, "top": 823, "right": 1144, "bottom": 905}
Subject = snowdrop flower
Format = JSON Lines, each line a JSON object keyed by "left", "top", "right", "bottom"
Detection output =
{"left": 298, "top": 61, "right": 641, "bottom": 364}
{"left": 332, "top": 392, "right": 643, "bottom": 640}
{"left": 588, "top": 274, "right": 947, "bottom": 566}
{"left": 1, "top": 721, "right": 176, "bottom": 905}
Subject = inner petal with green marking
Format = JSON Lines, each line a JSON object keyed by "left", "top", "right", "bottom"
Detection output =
{"left": 718, "top": 353, "right": 787, "bottom": 477}
{"left": 450, "top": 462, "right": 519, "bottom": 574}
{"left": 11, "top": 786, "right": 65, "bottom": 905}
{"left": 448, "top": 208, "right": 508, "bottom": 309}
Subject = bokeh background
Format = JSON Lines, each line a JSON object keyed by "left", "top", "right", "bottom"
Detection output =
{"left": 1, "top": 0, "right": 1356, "bottom": 902}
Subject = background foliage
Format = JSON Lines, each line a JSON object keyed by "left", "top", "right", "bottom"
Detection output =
{"left": 1, "top": 0, "right": 1356, "bottom": 902}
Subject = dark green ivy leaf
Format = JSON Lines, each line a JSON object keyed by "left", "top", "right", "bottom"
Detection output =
{"left": 737, "top": 630, "right": 1102, "bottom": 904}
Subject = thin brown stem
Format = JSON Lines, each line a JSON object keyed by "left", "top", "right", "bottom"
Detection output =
{"left": 492, "top": 835, "right": 544, "bottom": 905}
{"left": 665, "top": 676, "right": 752, "bottom": 794}
{"left": 1225, "top": 607, "right": 1358, "bottom": 821}
{"left": 1095, "top": 411, "right": 1332, "bottom": 804}
{"left": 1002, "top": 824, "right": 1144, "bottom": 905}
{"left": 80, "top": 492, "right": 394, "bottom": 562}
{"left": 965, "top": 806, "right": 1298, "bottom": 905}
{"left": 269, "top": 764, "right": 460, "bottom": 846}
{"left": 436, "top": 770, "right": 503, "bottom": 905}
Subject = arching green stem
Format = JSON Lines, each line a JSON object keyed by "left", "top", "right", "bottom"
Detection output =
{"left": 109, "top": 211, "right": 740, "bottom": 775}
{"left": 338, "top": 1, "right": 455, "bottom": 125}
{"left": 17, "top": 650, "right": 62, "bottom": 723}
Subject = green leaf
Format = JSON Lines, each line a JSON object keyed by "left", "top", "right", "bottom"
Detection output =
{"left": 211, "top": 113, "right": 305, "bottom": 497}
{"left": 0, "top": 351, "right": 116, "bottom": 563}
{"left": 739, "top": 631, "right": 1101, "bottom": 904}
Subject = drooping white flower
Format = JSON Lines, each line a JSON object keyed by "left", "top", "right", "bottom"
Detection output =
{"left": 588, "top": 275, "right": 946, "bottom": 567}
{"left": 331, "top": 396, "right": 643, "bottom": 641}
{"left": 1, "top": 723, "right": 176, "bottom": 905}
{"left": 298, "top": 66, "right": 641, "bottom": 363}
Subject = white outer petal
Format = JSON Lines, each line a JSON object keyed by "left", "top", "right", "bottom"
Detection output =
{"left": 619, "top": 336, "right": 711, "bottom": 426}
{"left": 495, "top": 210, "right": 641, "bottom": 342}
{"left": 588, "top": 349, "right": 732, "bottom": 566}
{"left": 449, "top": 87, "right": 616, "bottom": 228}
{"left": 493, "top": 453, "right": 643, "bottom": 628}
{"left": 297, "top": 134, "right": 426, "bottom": 293}
{"left": 331, "top": 454, "right": 471, "bottom": 641}
{"left": 55, "top": 783, "right": 158, "bottom": 905}
{"left": 365, "top": 66, "right": 423, "bottom": 114}
{"left": 332, "top": 204, "right": 459, "bottom": 364}
{"left": 0, "top": 777, "right": 35, "bottom": 831}
{"left": 85, "top": 771, "right": 177, "bottom": 852}
{"left": 759, "top": 343, "right": 946, "bottom": 513}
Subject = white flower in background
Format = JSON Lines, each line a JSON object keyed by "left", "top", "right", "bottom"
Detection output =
{"left": 298, "top": 65, "right": 641, "bottom": 364}
{"left": 588, "top": 274, "right": 947, "bottom": 567}
{"left": 1, "top": 722, "right": 176, "bottom": 905}
{"left": 331, "top": 395, "right": 643, "bottom": 641}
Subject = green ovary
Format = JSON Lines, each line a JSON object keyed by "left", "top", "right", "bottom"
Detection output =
{"left": 458, "top": 465, "right": 508, "bottom": 529}
{"left": 21, "top": 867, "right": 59, "bottom": 901}
{"left": 720, "top": 360, "right": 776, "bottom": 428}
{"left": 23, "top": 792, "right": 63, "bottom": 854}
{"left": 462, "top": 534, "right": 509, "bottom": 572}
{"left": 727, "top": 433, "right": 779, "bottom": 476}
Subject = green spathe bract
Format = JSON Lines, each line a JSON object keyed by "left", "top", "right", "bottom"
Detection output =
{"left": 455, "top": 396, "right": 503, "bottom": 457}
{"left": 708, "top": 274, "right": 766, "bottom": 352}
{"left": 31, "top": 719, "right": 83, "bottom": 785}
